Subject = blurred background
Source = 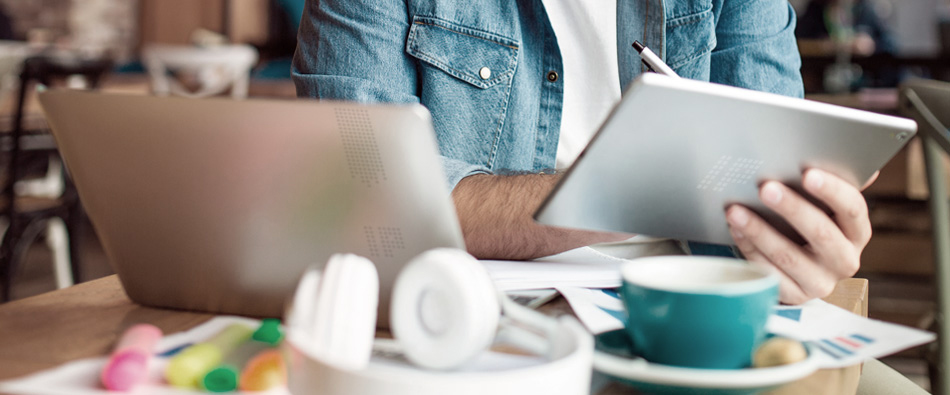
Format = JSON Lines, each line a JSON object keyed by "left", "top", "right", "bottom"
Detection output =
{"left": 789, "top": 0, "right": 950, "bottom": 94}
{"left": 0, "top": 0, "right": 947, "bottom": 392}
{"left": 0, "top": 0, "right": 300, "bottom": 79}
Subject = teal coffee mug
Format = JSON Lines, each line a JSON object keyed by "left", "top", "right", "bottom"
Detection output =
{"left": 620, "top": 256, "right": 779, "bottom": 369}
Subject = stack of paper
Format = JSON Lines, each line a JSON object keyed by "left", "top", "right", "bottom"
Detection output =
{"left": 556, "top": 287, "right": 626, "bottom": 334}
{"left": 481, "top": 246, "right": 628, "bottom": 291}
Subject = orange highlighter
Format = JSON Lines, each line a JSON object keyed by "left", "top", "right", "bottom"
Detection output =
{"left": 100, "top": 324, "right": 163, "bottom": 391}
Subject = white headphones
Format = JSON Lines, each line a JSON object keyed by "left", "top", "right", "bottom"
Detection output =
{"left": 284, "top": 248, "right": 593, "bottom": 395}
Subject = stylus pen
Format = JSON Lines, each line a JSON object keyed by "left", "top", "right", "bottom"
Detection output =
{"left": 632, "top": 41, "right": 681, "bottom": 78}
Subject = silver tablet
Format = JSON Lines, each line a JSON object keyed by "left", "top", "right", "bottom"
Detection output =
{"left": 535, "top": 73, "right": 917, "bottom": 245}
{"left": 39, "top": 90, "right": 465, "bottom": 325}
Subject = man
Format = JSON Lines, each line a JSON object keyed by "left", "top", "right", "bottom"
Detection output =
{"left": 292, "top": 0, "right": 871, "bottom": 305}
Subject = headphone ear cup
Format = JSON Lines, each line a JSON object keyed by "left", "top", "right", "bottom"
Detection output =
{"left": 309, "top": 253, "right": 379, "bottom": 370}
{"left": 287, "top": 267, "right": 322, "bottom": 334}
{"left": 390, "top": 248, "right": 500, "bottom": 370}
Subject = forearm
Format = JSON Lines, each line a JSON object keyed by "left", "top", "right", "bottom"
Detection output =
{"left": 452, "top": 173, "right": 629, "bottom": 260}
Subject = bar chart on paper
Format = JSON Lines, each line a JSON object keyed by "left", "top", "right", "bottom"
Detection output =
{"left": 769, "top": 300, "right": 933, "bottom": 368}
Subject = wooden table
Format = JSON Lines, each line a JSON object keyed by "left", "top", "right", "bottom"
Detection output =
{"left": 0, "top": 275, "right": 868, "bottom": 394}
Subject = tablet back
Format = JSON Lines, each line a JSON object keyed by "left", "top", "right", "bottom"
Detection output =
{"left": 39, "top": 90, "right": 465, "bottom": 325}
{"left": 536, "top": 74, "right": 916, "bottom": 245}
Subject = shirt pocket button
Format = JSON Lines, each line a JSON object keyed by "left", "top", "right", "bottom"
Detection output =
{"left": 479, "top": 67, "right": 492, "bottom": 80}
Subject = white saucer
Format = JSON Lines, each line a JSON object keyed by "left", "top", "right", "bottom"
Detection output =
{"left": 593, "top": 330, "right": 820, "bottom": 394}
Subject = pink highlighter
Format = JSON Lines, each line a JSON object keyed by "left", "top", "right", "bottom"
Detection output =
{"left": 101, "top": 324, "right": 163, "bottom": 391}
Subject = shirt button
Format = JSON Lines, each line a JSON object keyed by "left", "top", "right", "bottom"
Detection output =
{"left": 479, "top": 67, "right": 492, "bottom": 80}
{"left": 546, "top": 71, "right": 559, "bottom": 82}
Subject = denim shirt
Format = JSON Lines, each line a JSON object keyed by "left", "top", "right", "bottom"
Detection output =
{"left": 292, "top": 0, "right": 803, "bottom": 192}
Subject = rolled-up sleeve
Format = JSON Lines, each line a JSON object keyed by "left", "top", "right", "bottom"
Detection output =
{"left": 710, "top": 0, "right": 804, "bottom": 98}
{"left": 292, "top": 0, "right": 417, "bottom": 103}
{"left": 292, "top": 0, "right": 491, "bottom": 191}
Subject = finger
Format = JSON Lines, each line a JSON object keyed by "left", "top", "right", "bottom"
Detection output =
{"left": 758, "top": 181, "right": 856, "bottom": 276}
{"left": 726, "top": 205, "right": 836, "bottom": 298}
{"left": 802, "top": 169, "right": 872, "bottom": 247}
{"left": 729, "top": 227, "right": 810, "bottom": 304}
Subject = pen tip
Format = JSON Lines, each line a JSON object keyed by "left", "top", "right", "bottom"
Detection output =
{"left": 632, "top": 41, "right": 645, "bottom": 52}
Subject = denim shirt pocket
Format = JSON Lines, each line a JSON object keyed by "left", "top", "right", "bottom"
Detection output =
{"left": 406, "top": 16, "right": 519, "bottom": 89}
{"left": 665, "top": 4, "right": 716, "bottom": 79}
{"left": 405, "top": 15, "right": 520, "bottom": 169}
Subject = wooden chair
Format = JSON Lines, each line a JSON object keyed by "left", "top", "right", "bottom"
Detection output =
{"left": 900, "top": 79, "right": 950, "bottom": 395}
{"left": 0, "top": 54, "right": 111, "bottom": 301}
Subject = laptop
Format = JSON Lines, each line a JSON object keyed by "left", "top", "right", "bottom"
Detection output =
{"left": 536, "top": 73, "right": 917, "bottom": 245}
{"left": 38, "top": 90, "right": 465, "bottom": 325}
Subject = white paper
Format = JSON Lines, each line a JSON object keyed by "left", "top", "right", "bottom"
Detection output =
{"left": 768, "top": 299, "right": 936, "bottom": 368}
{"left": 0, "top": 316, "right": 289, "bottom": 395}
{"left": 556, "top": 287, "right": 625, "bottom": 334}
{"left": 482, "top": 246, "right": 628, "bottom": 291}
{"left": 506, "top": 289, "right": 560, "bottom": 309}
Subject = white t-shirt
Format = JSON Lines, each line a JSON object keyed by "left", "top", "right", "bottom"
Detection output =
{"left": 543, "top": 0, "right": 622, "bottom": 170}
{"left": 544, "top": 1, "right": 679, "bottom": 254}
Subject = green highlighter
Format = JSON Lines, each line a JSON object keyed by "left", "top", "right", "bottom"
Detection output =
{"left": 202, "top": 319, "right": 284, "bottom": 392}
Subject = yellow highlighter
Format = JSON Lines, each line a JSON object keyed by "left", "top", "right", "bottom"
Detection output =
{"left": 165, "top": 323, "right": 254, "bottom": 388}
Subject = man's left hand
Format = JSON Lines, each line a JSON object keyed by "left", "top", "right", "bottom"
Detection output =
{"left": 725, "top": 169, "right": 875, "bottom": 304}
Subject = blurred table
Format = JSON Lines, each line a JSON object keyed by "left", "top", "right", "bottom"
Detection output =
{"left": 0, "top": 275, "right": 868, "bottom": 394}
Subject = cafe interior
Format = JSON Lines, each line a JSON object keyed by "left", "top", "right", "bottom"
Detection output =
{"left": 0, "top": 0, "right": 948, "bottom": 394}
